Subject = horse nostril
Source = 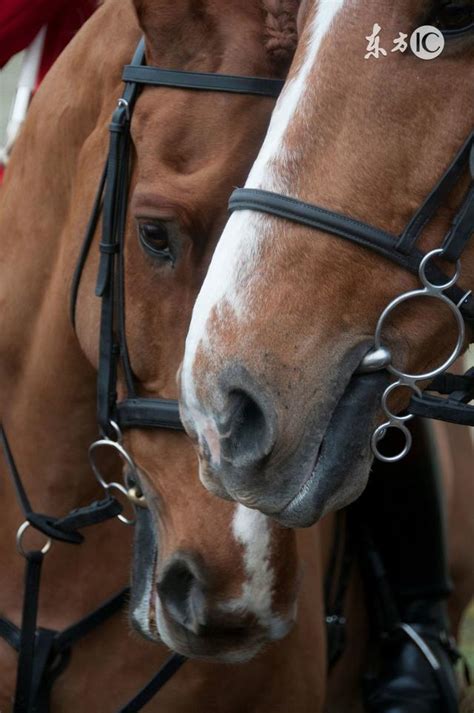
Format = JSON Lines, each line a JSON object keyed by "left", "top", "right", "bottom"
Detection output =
{"left": 222, "top": 389, "right": 276, "bottom": 468}
{"left": 157, "top": 554, "right": 207, "bottom": 634}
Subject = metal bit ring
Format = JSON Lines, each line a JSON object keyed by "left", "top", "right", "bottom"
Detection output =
{"left": 89, "top": 431, "right": 139, "bottom": 526}
{"left": 367, "top": 248, "right": 467, "bottom": 462}
{"left": 372, "top": 421, "right": 412, "bottom": 463}
{"left": 381, "top": 381, "right": 422, "bottom": 423}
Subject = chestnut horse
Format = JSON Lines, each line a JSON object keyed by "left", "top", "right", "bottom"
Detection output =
{"left": 0, "top": 0, "right": 338, "bottom": 710}
{"left": 181, "top": 0, "right": 474, "bottom": 693}
{"left": 1, "top": 1, "right": 469, "bottom": 711}
{"left": 181, "top": 1, "right": 473, "bottom": 532}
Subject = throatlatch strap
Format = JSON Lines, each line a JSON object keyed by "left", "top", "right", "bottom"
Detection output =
{"left": 396, "top": 132, "right": 474, "bottom": 255}
{"left": 442, "top": 183, "right": 474, "bottom": 262}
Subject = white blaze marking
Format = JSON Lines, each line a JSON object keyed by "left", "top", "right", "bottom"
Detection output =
{"left": 154, "top": 505, "right": 293, "bottom": 659}
{"left": 181, "top": 0, "right": 347, "bottom": 417}
{"left": 247, "top": 0, "right": 347, "bottom": 190}
{"left": 224, "top": 504, "right": 275, "bottom": 624}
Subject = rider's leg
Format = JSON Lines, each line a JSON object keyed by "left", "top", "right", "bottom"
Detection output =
{"left": 360, "top": 419, "right": 459, "bottom": 713}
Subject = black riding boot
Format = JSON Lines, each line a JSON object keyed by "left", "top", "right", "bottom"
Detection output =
{"left": 358, "top": 419, "right": 460, "bottom": 713}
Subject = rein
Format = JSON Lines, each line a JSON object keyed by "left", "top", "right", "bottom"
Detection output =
{"left": 229, "top": 130, "right": 474, "bottom": 462}
{"left": 0, "top": 38, "right": 284, "bottom": 712}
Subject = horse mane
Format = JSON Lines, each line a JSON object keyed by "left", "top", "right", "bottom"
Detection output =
{"left": 261, "top": 0, "right": 299, "bottom": 68}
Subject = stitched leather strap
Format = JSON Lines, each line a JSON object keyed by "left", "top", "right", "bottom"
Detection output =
{"left": 116, "top": 398, "right": 183, "bottom": 430}
{"left": 122, "top": 64, "right": 283, "bottom": 97}
{"left": 229, "top": 187, "right": 474, "bottom": 327}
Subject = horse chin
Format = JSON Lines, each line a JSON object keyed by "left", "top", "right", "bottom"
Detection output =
{"left": 273, "top": 371, "right": 389, "bottom": 528}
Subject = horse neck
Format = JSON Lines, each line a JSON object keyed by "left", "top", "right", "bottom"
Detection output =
{"left": 0, "top": 1, "right": 140, "bottom": 519}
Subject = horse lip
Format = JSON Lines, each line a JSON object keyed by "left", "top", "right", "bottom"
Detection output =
{"left": 153, "top": 595, "right": 274, "bottom": 662}
{"left": 273, "top": 369, "right": 389, "bottom": 528}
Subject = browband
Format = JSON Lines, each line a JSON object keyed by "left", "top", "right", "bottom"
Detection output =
{"left": 122, "top": 65, "right": 284, "bottom": 97}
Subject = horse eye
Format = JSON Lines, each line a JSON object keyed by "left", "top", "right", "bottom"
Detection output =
{"left": 138, "top": 222, "right": 173, "bottom": 262}
{"left": 430, "top": 2, "right": 473, "bottom": 35}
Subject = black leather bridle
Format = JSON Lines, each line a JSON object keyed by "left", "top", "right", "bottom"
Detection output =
{"left": 70, "top": 38, "right": 284, "bottom": 439}
{"left": 229, "top": 130, "right": 474, "bottom": 453}
{"left": 1, "top": 39, "right": 285, "bottom": 713}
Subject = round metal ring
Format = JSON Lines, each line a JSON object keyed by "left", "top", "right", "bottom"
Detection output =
{"left": 373, "top": 289, "right": 465, "bottom": 382}
{"left": 418, "top": 248, "right": 461, "bottom": 291}
{"left": 381, "top": 380, "right": 422, "bottom": 422}
{"left": 16, "top": 520, "right": 52, "bottom": 558}
{"left": 104, "top": 482, "right": 136, "bottom": 526}
{"left": 89, "top": 437, "right": 137, "bottom": 490}
{"left": 371, "top": 421, "right": 412, "bottom": 463}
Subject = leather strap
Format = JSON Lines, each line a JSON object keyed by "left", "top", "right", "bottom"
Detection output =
{"left": 0, "top": 425, "right": 124, "bottom": 543}
{"left": 79, "top": 37, "right": 285, "bottom": 436}
{"left": 442, "top": 183, "right": 474, "bottom": 261}
{"left": 409, "top": 393, "right": 474, "bottom": 425}
{"left": 230, "top": 187, "right": 424, "bottom": 272}
{"left": 122, "top": 64, "right": 283, "bottom": 97}
{"left": 69, "top": 163, "right": 107, "bottom": 329}
{"left": 118, "top": 654, "right": 187, "bottom": 713}
{"left": 54, "top": 588, "right": 129, "bottom": 651}
{"left": 116, "top": 399, "right": 183, "bottom": 430}
{"left": 229, "top": 187, "right": 474, "bottom": 327}
{"left": 14, "top": 552, "right": 44, "bottom": 713}
{"left": 396, "top": 132, "right": 473, "bottom": 255}
{"left": 409, "top": 367, "right": 474, "bottom": 425}
{"left": 0, "top": 617, "right": 21, "bottom": 651}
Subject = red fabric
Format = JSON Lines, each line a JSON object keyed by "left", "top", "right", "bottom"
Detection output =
{"left": 0, "top": 0, "right": 96, "bottom": 78}
{"left": 0, "top": 0, "right": 96, "bottom": 182}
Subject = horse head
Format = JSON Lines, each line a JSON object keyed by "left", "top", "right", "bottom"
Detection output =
{"left": 73, "top": 0, "right": 301, "bottom": 661}
{"left": 181, "top": 0, "right": 474, "bottom": 526}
